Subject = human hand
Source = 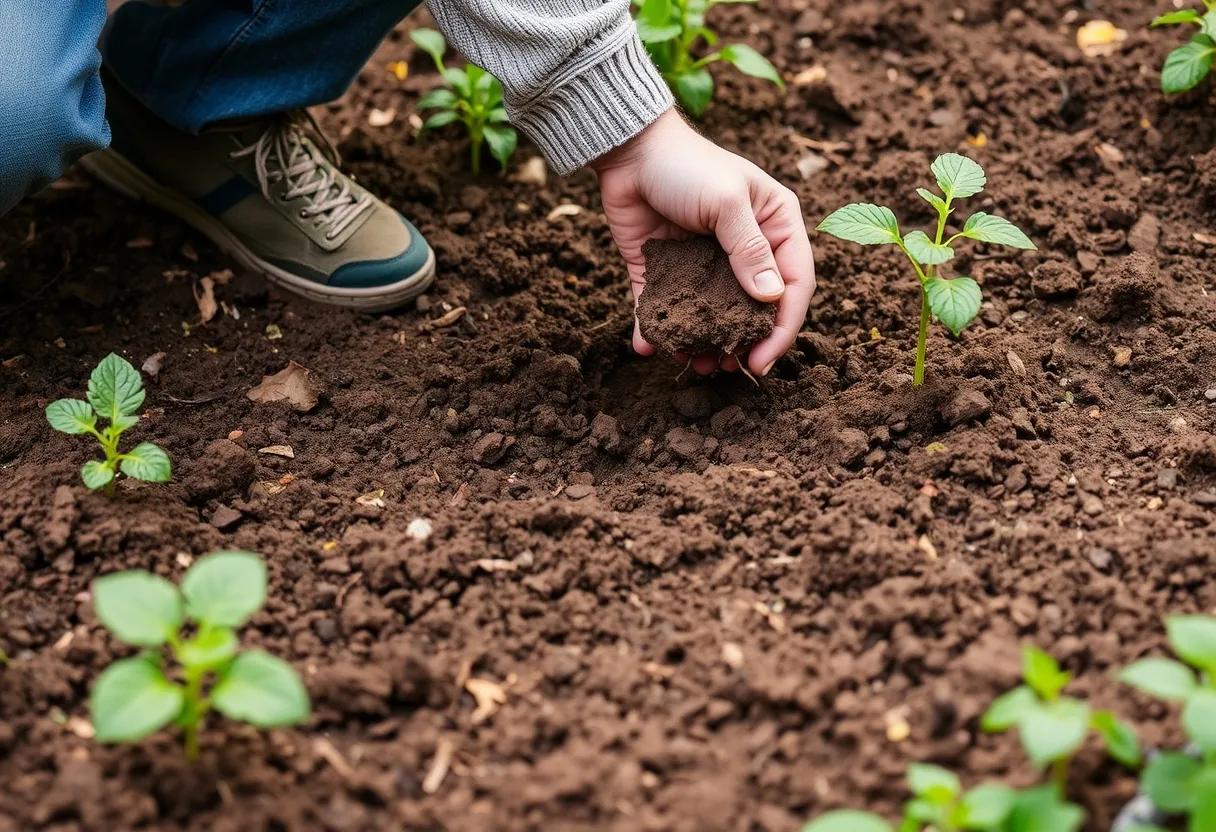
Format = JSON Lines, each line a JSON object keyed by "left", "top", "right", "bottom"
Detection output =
{"left": 590, "top": 109, "right": 816, "bottom": 377}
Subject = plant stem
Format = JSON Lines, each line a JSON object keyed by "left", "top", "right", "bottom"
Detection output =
{"left": 1051, "top": 758, "right": 1069, "bottom": 798}
{"left": 470, "top": 135, "right": 482, "bottom": 175}
{"left": 182, "top": 668, "right": 205, "bottom": 761}
{"left": 913, "top": 289, "right": 930, "bottom": 386}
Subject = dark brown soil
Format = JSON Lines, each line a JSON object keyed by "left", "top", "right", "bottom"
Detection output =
{"left": 636, "top": 237, "right": 776, "bottom": 355}
{"left": 3, "top": 1, "right": 1216, "bottom": 830}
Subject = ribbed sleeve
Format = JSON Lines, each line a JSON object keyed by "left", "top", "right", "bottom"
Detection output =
{"left": 424, "top": 0, "right": 673, "bottom": 174}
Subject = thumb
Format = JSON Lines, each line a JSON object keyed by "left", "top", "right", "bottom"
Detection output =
{"left": 715, "top": 199, "right": 784, "bottom": 302}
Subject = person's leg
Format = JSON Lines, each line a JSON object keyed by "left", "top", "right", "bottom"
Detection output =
{"left": 0, "top": 0, "right": 109, "bottom": 215}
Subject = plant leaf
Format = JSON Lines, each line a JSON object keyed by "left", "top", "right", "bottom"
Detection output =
{"left": 176, "top": 627, "right": 238, "bottom": 670}
{"left": 442, "top": 67, "right": 472, "bottom": 97}
{"left": 120, "top": 442, "right": 171, "bottom": 483}
{"left": 916, "top": 187, "right": 949, "bottom": 215}
{"left": 1090, "top": 709, "right": 1141, "bottom": 767}
{"left": 931, "top": 153, "right": 987, "bottom": 201}
{"left": 904, "top": 230, "right": 955, "bottom": 265}
{"left": 673, "top": 69, "right": 715, "bottom": 117}
{"left": 409, "top": 28, "right": 447, "bottom": 70}
{"left": 1152, "top": 9, "right": 1202, "bottom": 26}
{"left": 1018, "top": 699, "right": 1091, "bottom": 768}
{"left": 81, "top": 460, "right": 115, "bottom": 490}
{"left": 1191, "top": 771, "right": 1216, "bottom": 832}
{"left": 416, "top": 89, "right": 458, "bottom": 110}
{"left": 92, "top": 570, "right": 183, "bottom": 647}
{"left": 1022, "top": 646, "right": 1071, "bottom": 700}
{"left": 981, "top": 685, "right": 1037, "bottom": 732}
{"left": 637, "top": 19, "right": 682, "bottom": 41}
{"left": 800, "top": 810, "right": 893, "bottom": 832}
{"left": 211, "top": 651, "right": 311, "bottom": 728}
{"left": 1183, "top": 689, "right": 1216, "bottom": 752}
{"left": 1005, "top": 786, "right": 1084, "bottom": 832}
{"left": 1142, "top": 752, "right": 1202, "bottom": 812}
{"left": 907, "top": 763, "right": 960, "bottom": 802}
{"left": 721, "top": 43, "right": 784, "bottom": 87}
{"left": 961, "top": 784, "right": 1016, "bottom": 829}
{"left": 817, "top": 203, "right": 901, "bottom": 245}
{"left": 1162, "top": 35, "right": 1216, "bottom": 94}
{"left": 1168, "top": 615, "right": 1216, "bottom": 671}
{"left": 1119, "top": 657, "right": 1199, "bottom": 702}
{"left": 926, "top": 276, "right": 982, "bottom": 337}
{"left": 483, "top": 125, "right": 518, "bottom": 170}
{"left": 182, "top": 551, "right": 267, "bottom": 628}
{"left": 46, "top": 399, "right": 97, "bottom": 435}
{"left": 961, "top": 212, "right": 1037, "bottom": 249}
{"left": 87, "top": 353, "right": 145, "bottom": 424}
{"left": 423, "top": 110, "right": 460, "bottom": 130}
{"left": 91, "top": 656, "right": 184, "bottom": 743}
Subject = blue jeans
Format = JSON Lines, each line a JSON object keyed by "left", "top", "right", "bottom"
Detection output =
{"left": 0, "top": 0, "right": 422, "bottom": 215}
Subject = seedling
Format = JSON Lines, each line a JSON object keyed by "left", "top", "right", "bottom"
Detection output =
{"left": 45, "top": 353, "right": 171, "bottom": 490}
{"left": 1119, "top": 615, "right": 1216, "bottom": 825}
{"left": 410, "top": 28, "right": 517, "bottom": 174}
{"left": 982, "top": 646, "right": 1141, "bottom": 796}
{"left": 90, "top": 551, "right": 310, "bottom": 759}
{"left": 817, "top": 154, "right": 1036, "bottom": 386}
{"left": 1150, "top": 4, "right": 1216, "bottom": 94}
{"left": 632, "top": 0, "right": 784, "bottom": 117}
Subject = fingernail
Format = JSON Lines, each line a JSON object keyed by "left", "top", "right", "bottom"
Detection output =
{"left": 761, "top": 360, "right": 776, "bottom": 377}
{"left": 754, "top": 269, "right": 783, "bottom": 296}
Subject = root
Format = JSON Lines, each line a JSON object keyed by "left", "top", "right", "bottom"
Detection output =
{"left": 728, "top": 353, "right": 760, "bottom": 388}
{"left": 675, "top": 357, "right": 693, "bottom": 382}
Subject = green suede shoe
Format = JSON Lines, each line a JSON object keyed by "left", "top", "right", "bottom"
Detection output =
{"left": 80, "top": 72, "right": 435, "bottom": 312}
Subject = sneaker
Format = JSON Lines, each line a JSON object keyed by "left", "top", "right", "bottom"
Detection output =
{"left": 80, "top": 71, "right": 435, "bottom": 312}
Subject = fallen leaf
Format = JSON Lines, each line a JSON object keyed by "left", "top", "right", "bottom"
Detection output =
{"left": 1095, "top": 142, "right": 1125, "bottom": 165}
{"left": 546, "top": 203, "right": 582, "bottom": 221}
{"left": 796, "top": 151, "right": 829, "bottom": 180}
{"left": 386, "top": 61, "right": 408, "bottom": 81}
{"left": 1077, "top": 20, "right": 1128, "bottom": 58}
{"left": 142, "top": 352, "right": 166, "bottom": 380}
{"left": 356, "top": 488, "right": 386, "bottom": 508}
{"left": 368, "top": 107, "right": 396, "bottom": 127}
{"left": 193, "top": 276, "right": 218, "bottom": 323}
{"left": 258, "top": 445, "right": 295, "bottom": 459}
{"left": 246, "top": 361, "right": 324, "bottom": 412}
{"left": 423, "top": 306, "right": 467, "bottom": 330}
{"left": 422, "top": 737, "right": 454, "bottom": 794}
{"left": 1006, "top": 349, "right": 1026, "bottom": 377}
{"left": 465, "top": 678, "right": 506, "bottom": 724}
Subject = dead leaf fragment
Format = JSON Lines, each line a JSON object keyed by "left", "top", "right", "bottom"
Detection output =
{"left": 1077, "top": 20, "right": 1128, "bottom": 58}
{"left": 791, "top": 65, "right": 828, "bottom": 86}
{"left": 796, "top": 151, "right": 829, "bottom": 180}
{"left": 142, "top": 352, "right": 167, "bottom": 380}
{"left": 423, "top": 306, "right": 467, "bottom": 331}
{"left": 258, "top": 445, "right": 295, "bottom": 459}
{"left": 1006, "top": 350, "right": 1026, "bottom": 377}
{"left": 546, "top": 203, "right": 582, "bottom": 221}
{"left": 246, "top": 361, "right": 324, "bottom": 412}
{"left": 355, "top": 488, "right": 386, "bottom": 509}
{"left": 368, "top": 107, "right": 396, "bottom": 127}
{"left": 387, "top": 61, "right": 408, "bottom": 81}
{"left": 465, "top": 678, "right": 506, "bottom": 724}
{"left": 193, "top": 276, "right": 218, "bottom": 323}
{"left": 1095, "top": 142, "right": 1125, "bottom": 165}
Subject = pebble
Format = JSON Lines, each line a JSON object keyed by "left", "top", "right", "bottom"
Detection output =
{"left": 209, "top": 505, "right": 243, "bottom": 531}
{"left": 942, "top": 389, "right": 992, "bottom": 426}
{"left": 1205, "top": 388, "right": 1216, "bottom": 401}
{"left": 564, "top": 484, "right": 595, "bottom": 500}
{"left": 1170, "top": 416, "right": 1189, "bottom": 434}
{"left": 406, "top": 517, "right": 433, "bottom": 541}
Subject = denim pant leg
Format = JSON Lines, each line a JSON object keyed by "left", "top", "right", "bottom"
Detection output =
{"left": 104, "top": 0, "right": 423, "bottom": 134}
{"left": 0, "top": 0, "right": 109, "bottom": 215}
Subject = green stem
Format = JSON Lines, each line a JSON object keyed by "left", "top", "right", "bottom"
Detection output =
{"left": 469, "top": 130, "right": 483, "bottom": 175}
{"left": 914, "top": 289, "right": 930, "bottom": 386}
{"left": 182, "top": 668, "right": 206, "bottom": 761}
{"left": 1050, "top": 758, "right": 1069, "bottom": 798}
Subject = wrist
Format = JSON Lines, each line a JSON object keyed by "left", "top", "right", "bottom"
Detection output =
{"left": 590, "top": 107, "right": 684, "bottom": 174}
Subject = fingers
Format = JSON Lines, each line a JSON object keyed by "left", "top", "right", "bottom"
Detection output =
{"left": 715, "top": 197, "right": 785, "bottom": 303}
{"left": 632, "top": 318, "right": 656, "bottom": 357}
{"left": 749, "top": 185, "right": 816, "bottom": 377}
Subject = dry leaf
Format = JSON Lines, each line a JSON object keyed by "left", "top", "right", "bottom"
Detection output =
{"left": 258, "top": 445, "right": 295, "bottom": 459}
{"left": 465, "top": 678, "right": 506, "bottom": 724}
{"left": 423, "top": 306, "right": 467, "bottom": 330}
{"left": 246, "top": 361, "right": 324, "bottom": 412}
{"left": 546, "top": 203, "right": 582, "bottom": 221}
{"left": 387, "top": 61, "right": 408, "bottom": 81}
{"left": 796, "top": 151, "right": 829, "bottom": 180}
{"left": 142, "top": 352, "right": 166, "bottom": 380}
{"left": 1006, "top": 349, "right": 1026, "bottom": 377}
{"left": 368, "top": 107, "right": 396, "bottom": 127}
{"left": 193, "top": 276, "right": 218, "bottom": 323}
{"left": 356, "top": 488, "right": 386, "bottom": 508}
{"left": 1095, "top": 142, "right": 1125, "bottom": 165}
{"left": 1077, "top": 20, "right": 1128, "bottom": 58}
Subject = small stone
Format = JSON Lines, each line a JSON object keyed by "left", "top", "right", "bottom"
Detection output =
{"left": 209, "top": 505, "right": 243, "bottom": 531}
{"left": 589, "top": 413, "right": 622, "bottom": 453}
{"left": 942, "top": 390, "right": 992, "bottom": 426}
{"left": 1112, "top": 346, "right": 1132, "bottom": 367}
{"left": 1087, "top": 548, "right": 1113, "bottom": 571}
{"left": 1079, "top": 491, "right": 1104, "bottom": 516}
{"left": 1170, "top": 416, "right": 1189, "bottom": 434}
{"left": 406, "top": 518, "right": 433, "bottom": 541}
{"left": 472, "top": 432, "right": 514, "bottom": 464}
{"left": 1205, "top": 388, "right": 1216, "bottom": 401}
{"left": 1194, "top": 492, "right": 1216, "bottom": 507}
{"left": 564, "top": 484, "right": 595, "bottom": 500}
{"left": 1128, "top": 214, "right": 1161, "bottom": 252}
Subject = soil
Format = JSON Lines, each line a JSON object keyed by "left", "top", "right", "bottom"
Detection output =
{"left": 636, "top": 237, "right": 776, "bottom": 355}
{"left": 3, "top": 1, "right": 1216, "bottom": 830}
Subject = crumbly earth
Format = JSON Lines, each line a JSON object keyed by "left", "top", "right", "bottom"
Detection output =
{"left": 3, "top": 1, "right": 1216, "bottom": 830}
{"left": 635, "top": 237, "right": 776, "bottom": 355}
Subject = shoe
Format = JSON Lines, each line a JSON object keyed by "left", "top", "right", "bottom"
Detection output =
{"left": 79, "top": 70, "right": 435, "bottom": 312}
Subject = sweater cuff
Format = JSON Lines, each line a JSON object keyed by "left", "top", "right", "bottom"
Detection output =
{"left": 510, "top": 28, "right": 674, "bottom": 176}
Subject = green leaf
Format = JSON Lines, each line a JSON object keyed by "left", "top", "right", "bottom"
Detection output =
{"left": 81, "top": 460, "right": 115, "bottom": 490}
{"left": 1183, "top": 689, "right": 1216, "bottom": 752}
{"left": 637, "top": 18, "right": 682, "bottom": 41}
{"left": 91, "top": 656, "right": 184, "bottom": 743}
{"left": 1019, "top": 699, "right": 1091, "bottom": 768}
{"left": 916, "top": 187, "right": 949, "bottom": 215}
{"left": 417, "top": 88, "right": 458, "bottom": 110}
{"left": 1005, "top": 786, "right": 1084, "bottom": 832}
{"left": 673, "top": 69, "right": 715, "bottom": 117}
{"left": 981, "top": 685, "right": 1037, "bottom": 732}
{"left": 484, "top": 125, "right": 518, "bottom": 170}
{"left": 961, "top": 784, "right": 1016, "bottom": 829}
{"left": 409, "top": 28, "right": 447, "bottom": 70}
{"left": 87, "top": 353, "right": 145, "bottom": 425}
{"left": 961, "top": 212, "right": 1037, "bottom": 249}
{"left": 182, "top": 551, "right": 267, "bottom": 628}
{"left": 1168, "top": 615, "right": 1216, "bottom": 671}
{"left": 1119, "top": 657, "right": 1199, "bottom": 702}
{"left": 904, "top": 230, "right": 955, "bottom": 265}
{"left": 1142, "top": 752, "right": 1202, "bottom": 812}
{"left": 1162, "top": 35, "right": 1216, "bottom": 94}
{"left": 1152, "top": 9, "right": 1203, "bottom": 26}
{"left": 1191, "top": 771, "right": 1216, "bottom": 832}
{"left": 817, "top": 203, "right": 901, "bottom": 245}
{"left": 92, "top": 571, "right": 183, "bottom": 647}
{"left": 120, "top": 442, "right": 171, "bottom": 483}
{"left": 442, "top": 67, "right": 472, "bottom": 97}
{"left": 46, "top": 399, "right": 97, "bottom": 435}
{"left": 423, "top": 110, "right": 461, "bottom": 130}
{"left": 907, "top": 763, "right": 960, "bottom": 802}
{"left": 488, "top": 106, "right": 509, "bottom": 123}
{"left": 721, "top": 43, "right": 784, "bottom": 87}
{"left": 1022, "top": 646, "right": 1071, "bottom": 700}
{"left": 931, "top": 153, "right": 987, "bottom": 201}
{"left": 176, "top": 627, "right": 238, "bottom": 670}
{"left": 1090, "top": 710, "right": 1141, "bottom": 767}
{"left": 1203, "top": 10, "right": 1216, "bottom": 39}
{"left": 211, "top": 651, "right": 310, "bottom": 728}
{"left": 801, "top": 810, "right": 893, "bottom": 832}
{"left": 926, "top": 276, "right": 982, "bottom": 338}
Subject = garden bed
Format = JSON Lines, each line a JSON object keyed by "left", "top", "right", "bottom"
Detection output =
{"left": 3, "top": 0, "right": 1216, "bottom": 829}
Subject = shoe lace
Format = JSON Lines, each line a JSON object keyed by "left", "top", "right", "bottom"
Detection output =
{"left": 229, "top": 111, "right": 372, "bottom": 241}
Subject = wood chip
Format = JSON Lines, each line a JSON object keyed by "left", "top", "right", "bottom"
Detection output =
{"left": 917, "top": 534, "right": 939, "bottom": 561}
{"left": 546, "top": 203, "right": 582, "bottom": 221}
{"left": 422, "top": 738, "right": 455, "bottom": 794}
{"left": 258, "top": 445, "right": 295, "bottom": 459}
{"left": 355, "top": 488, "right": 386, "bottom": 508}
{"left": 465, "top": 678, "right": 507, "bottom": 724}
{"left": 424, "top": 306, "right": 467, "bottom": 330}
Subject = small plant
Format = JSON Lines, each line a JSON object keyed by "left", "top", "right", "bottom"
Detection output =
{"left": 632, "top": 0, "right": 784, "bottom": 117}
{"left": 1150, "top": 4, "right": 1216, "bottom": 94}
{"left": 90, "top": 551, "right": 310, "bottom": 759}
{"left": 817, "top": 154, "right": 1036, "bottom": 386}
{"left": 410, "top": 28, "right": 517, "bottom": 174}
{"left": 982, "top": 646, "right": 1141, "bottom": 796}
{"left": 45, "top": 353, "right": 171, "bottom": 490}
{"left": 1119, "top": 615, "right": 1216, "bottom": 825}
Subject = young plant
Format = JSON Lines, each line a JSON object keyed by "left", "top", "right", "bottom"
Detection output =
{"left": 817, "top": 154, "right": 1036, "bottom": 386}
{"left": 90, "top": 551, "right": 310, "bottom": 759}
{"left": 982, "top": 646, "right": 1141, "bottom": 796}
{"left": 410, "top": 28, "right": 517, "bottom": 174}
{"left": 45, "top": 353, "right": 171, "bottom": 490}
{"left": 632, "top": 0, "right": 784, "bottom": 117}
{"left": 1150, "top": 4, "right": 1216, "bottom": 94}
{"left": 1119, "top": 615, "right": 1216, "bottom": 825}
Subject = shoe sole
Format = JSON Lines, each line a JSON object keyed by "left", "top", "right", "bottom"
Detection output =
{"left": 78, "top": 149, "right": 436, "bottom": 313}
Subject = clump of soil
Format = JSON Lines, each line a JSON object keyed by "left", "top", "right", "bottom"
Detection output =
{"left": 635, "top": 237, "right": 775, "bottom": 354}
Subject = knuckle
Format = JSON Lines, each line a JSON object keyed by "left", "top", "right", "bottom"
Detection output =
{"left": 735, "top": 233, "right": 772, "bottom": 263}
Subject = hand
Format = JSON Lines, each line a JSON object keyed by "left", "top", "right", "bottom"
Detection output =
{"left": 590, "top": 109, "right": 816, "bottom": 377}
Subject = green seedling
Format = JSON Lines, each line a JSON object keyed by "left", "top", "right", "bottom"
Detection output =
{"left": 817, "top": 154, "right": 1036, "bottom": 386}
{"left": 983, "top": 646, "right": 1141, "bottom": 797}
{"left": 1150, "top": 4, "right": 1216, "bottom": 94}
{"left": 1120, "top": 615, "right": 1216, "bottom": 825}
{"left": 45, "top": 353, "right": 171, "bottom": 491}
{"left": 410, "top": 28, "right": 517, "bottom": 174}
{"left": 632, "top": 0, "right": 784, "bottom": 117}
{"left": 90, "top": 551, "right": 310, "bottom": 759}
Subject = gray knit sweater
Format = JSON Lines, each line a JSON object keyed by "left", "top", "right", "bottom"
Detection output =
{"left": 426, "top": 0, "right": 674, "bottom": 174}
